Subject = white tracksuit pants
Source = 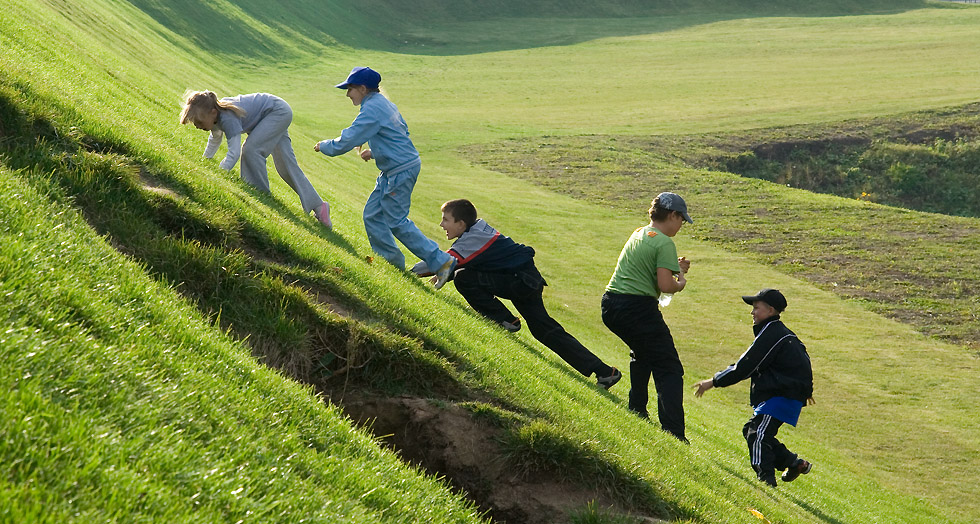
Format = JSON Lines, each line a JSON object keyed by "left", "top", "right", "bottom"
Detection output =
{"left": 240, "top": 100, "right": 323, "bottom": 213}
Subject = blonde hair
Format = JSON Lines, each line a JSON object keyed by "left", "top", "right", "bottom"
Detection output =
{"left": 179, "top": 90, "right": 246, "bottom": 125}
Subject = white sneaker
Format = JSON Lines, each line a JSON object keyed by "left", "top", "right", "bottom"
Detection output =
{"left": 315, "top": 201, "right": 332, "bottom": 229}
{"left": 433, "top": 259, "right": 456, "bottom": 290}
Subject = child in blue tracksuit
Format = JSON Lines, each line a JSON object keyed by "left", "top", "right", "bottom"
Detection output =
{"left": 693, "top": 289, "right": 815, "bottom": 487}
{"left": 412, "top": 199, "right": 622, "bottom": 389}
{"left": 180, "top": 91, "right": 332, "bottom": 228}
{"left": 315, "top": 67, "right": 454, "bottom": 289}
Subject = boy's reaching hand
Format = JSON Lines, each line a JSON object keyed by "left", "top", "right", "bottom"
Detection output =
{"left": 356, "top": 145, "right": 372, "bottom": 161}
{"left": 693, "top": 378, "right": 714, "bottom": 398}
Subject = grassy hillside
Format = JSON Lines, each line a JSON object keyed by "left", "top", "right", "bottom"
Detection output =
{"left": 0, "top": 165, "right": 483, "bottom": 523}
{"left": 2, "top": 0, "right": 979, "bottom": 523}
{"left": 121, "top": 0, "right": 929, "bottom": 54}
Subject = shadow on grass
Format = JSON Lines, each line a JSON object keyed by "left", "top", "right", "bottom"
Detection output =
{"left": 0, "top": 75, "right": 470, "bottom": 398}
{"left": 717, "top": 461, "right": 767, "bottom": 491}
{"left": 785, "top": 494, "right": 847, "bottom": 524}
{"left": 717, "top": 460, "right": 847, "bottom": 523}
{"left": 120, "top": 0, "right": 931, "bottom": 58}
{"left": 507, "top": 333, "right": 629, "bottom": 402}
{"left": 241, "top": 185, "right": 361, "bottom": 259}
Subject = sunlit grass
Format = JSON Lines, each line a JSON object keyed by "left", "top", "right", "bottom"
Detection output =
{"left": 1, "top": 0, "right": 978, "bottom": 522}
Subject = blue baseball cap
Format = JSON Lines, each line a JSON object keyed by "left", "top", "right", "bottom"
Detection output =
{"left": 655, "top": 192, "right": 694, "bottom": 224}
{"left": 335, "top": 67, "right": 381, "bottom": 89}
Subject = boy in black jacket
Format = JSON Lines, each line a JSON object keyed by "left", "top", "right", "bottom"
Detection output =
{"left": 412, "top": 199, "right": 622, "bottom": 390}
{"left": 693, "top": 289, "right": 814, "bottom": 487}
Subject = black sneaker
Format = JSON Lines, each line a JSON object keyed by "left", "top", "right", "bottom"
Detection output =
{"left": 628, "top": 407, "right": 650, "bottom": 420}
{"left": 596, "top": 367, "right": 622, "bottom": 390}
{"left": 781, "top": 458, "right": 812, "bottom": 482}
{"left": 500, "top": 318, "right": 521, "bottom": 333}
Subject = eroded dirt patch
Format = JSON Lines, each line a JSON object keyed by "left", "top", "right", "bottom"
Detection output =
{"left": 341, "top": 396, "right": 664, "bottom": 524}
{"left": 139, "top": 167, "right": 179, "bottom": 198}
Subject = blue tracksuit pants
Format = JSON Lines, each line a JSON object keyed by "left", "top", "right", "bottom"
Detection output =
{"left": 363, "top": 163, "right": 450, "bottom": 271}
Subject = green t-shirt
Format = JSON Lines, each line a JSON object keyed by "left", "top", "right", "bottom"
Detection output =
{"left": 605, "top": 225, "right": 680, "bottom": 297}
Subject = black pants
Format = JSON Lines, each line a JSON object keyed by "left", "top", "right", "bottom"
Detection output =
{"left": 601, "top": 292, "right": 685, "bottom": 440}
{"left": 453, "top": 265, "right": 612, "bottom": 378}
{"left": 744, "top": 413, "right": 797, "bottom": 483}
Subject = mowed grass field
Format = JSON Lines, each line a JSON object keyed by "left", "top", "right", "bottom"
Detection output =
{"left": 2, "top": 0, "right": 980, "bottom": 522}
{"left": 282, "top": 9, "right": 980, "bottom": 517}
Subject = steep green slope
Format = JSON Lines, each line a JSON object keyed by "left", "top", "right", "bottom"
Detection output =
{"left": 2, "top": 1, "right": 977, "bottom": 523}
{"left": 0, "top": 5, "right": 487, "bottom": 522}
{"left": 122, "top": 0, "right": 927, "bottom": 53}
{"left": 0, "top": 168, "right": 484, "bottom": 523}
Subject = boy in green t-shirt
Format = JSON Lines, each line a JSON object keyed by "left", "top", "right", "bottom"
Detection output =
{"left": 602, "top": 192, "right": 692, "bottom": 442}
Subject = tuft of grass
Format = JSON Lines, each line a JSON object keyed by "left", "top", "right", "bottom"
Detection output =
{"left": 501, "top": 420, "right": 678, "bottom": 520}
{"left": 568, "top": 501, "right": 647, "bottom": 524}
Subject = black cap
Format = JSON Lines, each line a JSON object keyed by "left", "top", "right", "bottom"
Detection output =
{"left": 741, "top": 288, "right": 787, "bottom": 312}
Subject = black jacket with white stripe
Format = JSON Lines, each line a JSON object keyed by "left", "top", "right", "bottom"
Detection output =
{"left": 712, "top": 315, "right": 813, "bottom": 406}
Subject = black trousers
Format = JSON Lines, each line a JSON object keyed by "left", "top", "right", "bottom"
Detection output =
{"left": 453, "top": 265, "right": 611, "bottom": 378}
{"left": 601, "top": 292, "right": 685, "bottom": 440}
{"left": 744, "top": 413, "right": 797, "bottom": 482}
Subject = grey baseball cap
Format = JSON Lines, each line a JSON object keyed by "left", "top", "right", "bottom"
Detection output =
{"left": 656, "top": 192, "right": 694, "bottom": 223}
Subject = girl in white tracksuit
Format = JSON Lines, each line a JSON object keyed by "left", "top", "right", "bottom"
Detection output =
{"left": 180, "top": 91, "right": 332, "bottom": 227}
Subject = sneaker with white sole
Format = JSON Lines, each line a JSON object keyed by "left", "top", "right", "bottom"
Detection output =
{"left": 315, "top": 201, "right": 332, "bottom": 228}
{"left": 500, "top": 318, "right": 521, "bottom": 333}
{"left": 596, "top": 367, "right": 622, "bottom": 390}
{"left": 781, "top": 458, "right": 812, "bottom": 482}
{"left": 433, "top": 259, "right": 456, "bottom": 290}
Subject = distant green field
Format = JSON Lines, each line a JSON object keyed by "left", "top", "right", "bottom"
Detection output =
{"left": 463, "top": 103, "right": 980, "bottom": 346}
{"left": 2, "top": 0, "right": 979, "bottom": 523}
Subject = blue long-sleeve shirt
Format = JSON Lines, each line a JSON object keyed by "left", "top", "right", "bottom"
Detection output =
{"left": 316, "top": 92, "right": 420, "bottom": 173}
